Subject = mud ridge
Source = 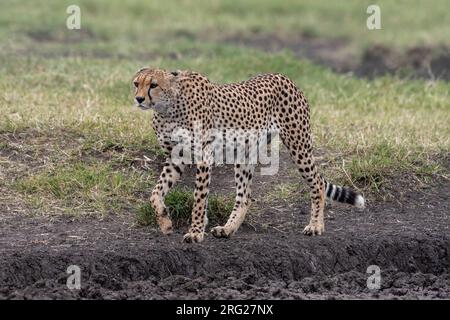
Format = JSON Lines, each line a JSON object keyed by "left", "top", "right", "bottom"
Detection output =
{"left": 0, "top": 216, "right": 449, "bottom": 299}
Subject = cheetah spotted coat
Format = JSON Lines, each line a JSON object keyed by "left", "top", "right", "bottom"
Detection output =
{"left": 132, "top": 68, "right": 365, "bottom": 243}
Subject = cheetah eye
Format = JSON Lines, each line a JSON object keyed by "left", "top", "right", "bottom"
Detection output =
{"left": 133, "top": 81, "right": 139, "bottom": 88}
{"left": 150, "top": 81, "right": 158, "bottom": 89}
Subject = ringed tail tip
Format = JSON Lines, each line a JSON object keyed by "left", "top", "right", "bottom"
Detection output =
{"left": 354, "top": 194, "right": 365, "bottom": 209}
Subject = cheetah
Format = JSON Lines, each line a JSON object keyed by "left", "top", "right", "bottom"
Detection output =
{"left": 132, "top": 68, "right": 365, "bottom": 243}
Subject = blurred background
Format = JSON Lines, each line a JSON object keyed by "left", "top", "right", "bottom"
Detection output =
{"left": 2, "top": 0, "right": 449, "bottom": 76}
{"left": 0, "top": 0, "right": 450, "bottom": 72}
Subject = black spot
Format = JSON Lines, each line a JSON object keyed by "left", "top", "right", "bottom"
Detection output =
{"left": 174, "top": 165, "right": 182, "bottom": 175}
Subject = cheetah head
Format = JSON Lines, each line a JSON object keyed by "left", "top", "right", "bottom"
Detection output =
{"left": 132, "top": 67, "right": 180, "bottom": 114}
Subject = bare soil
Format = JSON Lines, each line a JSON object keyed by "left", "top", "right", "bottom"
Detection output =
{"left": 219, "top": 32, "right": 450, "bottom": 80}
{"left": 1, "top": 148, "right": 449, "bottom": 299}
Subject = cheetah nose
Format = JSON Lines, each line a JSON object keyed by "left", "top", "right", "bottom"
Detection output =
{"left": 136, "top": 96, "right": 145, "bottom": 104}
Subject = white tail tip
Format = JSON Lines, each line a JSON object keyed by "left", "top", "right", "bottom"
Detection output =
{"left": 355, "top": 195, "right": 365, "bottom": 208}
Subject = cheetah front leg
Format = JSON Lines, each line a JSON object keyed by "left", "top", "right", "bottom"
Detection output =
{"left": 211, "top": 164, "right": 255, "bottom": 238}
{"left": 150, "top": 160, "right": 185, "bottom": 235}
{"left": 183, "top": 162, "right": 211, "bottom": 243}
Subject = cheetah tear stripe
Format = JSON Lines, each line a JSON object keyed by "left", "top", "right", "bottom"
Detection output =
{"left": 325, "top": 181, "right": 365, "bottom": 208}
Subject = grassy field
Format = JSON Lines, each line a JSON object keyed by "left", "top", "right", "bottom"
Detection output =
{"left": 0, "top": 0, "right": 449, "bottom": 219}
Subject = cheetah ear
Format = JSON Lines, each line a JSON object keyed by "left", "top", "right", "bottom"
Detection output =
{"left": 133, "top": 67, "right": 149, "bottom": 78}
{"left": 170, "top": 70, "right": 181, "bottom": 76}
{"left": 138, "top": 67, "right": 149, "bottom": 72}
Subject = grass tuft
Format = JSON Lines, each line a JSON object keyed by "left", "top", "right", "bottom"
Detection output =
{"left": 137, "top": 188, "right": 234, "bottom": 227}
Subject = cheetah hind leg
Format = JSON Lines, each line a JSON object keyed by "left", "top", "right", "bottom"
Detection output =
{"left": 211, "top": 164, "right": 255, "bottom": 238}
{"left": 300, "top": 162, "right": 326, "bottom": 236}
{"left": 286, "top": 146, "right": 325, "bottom": 235}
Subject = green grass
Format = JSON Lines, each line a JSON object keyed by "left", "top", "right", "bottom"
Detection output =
{"left": 137, "top": 188, "right": 234, "bottom": 227}
{"left": 0, "top": 0, "right": 449, "bottom": 219}
{"left": 1, "top": 0, "right": 449, "bottom": 54}
{"left": 13, "top": 162, "right": 154, "bottom": 216}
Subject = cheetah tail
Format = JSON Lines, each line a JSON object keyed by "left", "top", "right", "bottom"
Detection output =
{"left": 324, "top": 180, "right": 365, "bottom": 208}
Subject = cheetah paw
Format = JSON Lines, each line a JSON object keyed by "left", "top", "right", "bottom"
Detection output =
{"left": 210, "top": 226, "right": 232, "bottom": 238}
{"left": 183, "top": 231, "right": 204, "bottom": 243}
{"left": 157, "top": 216, "right": 173, "bottom": 235}
{"left": 302, "top": 224, "right": 324, "bottom": 236}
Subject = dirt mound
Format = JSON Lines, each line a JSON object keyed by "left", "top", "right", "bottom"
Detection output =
{"left": 356, "top": 45, "right": 450, "bottom": 80}
{"left": 0, "top": 179, "right": 449, "bottom": 300}
{"left": 1, "top": 226, "right": 449, "bottom": 299}
{"left": 221, "top": 32, "right": 450, "bottom": 80}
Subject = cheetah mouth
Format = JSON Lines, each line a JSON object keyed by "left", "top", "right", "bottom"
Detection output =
{"left": 136, "top": 102, "right": 170, "bottom": 114}
{"left": 136, "top": 103, "right": 153, "bottom": 110}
